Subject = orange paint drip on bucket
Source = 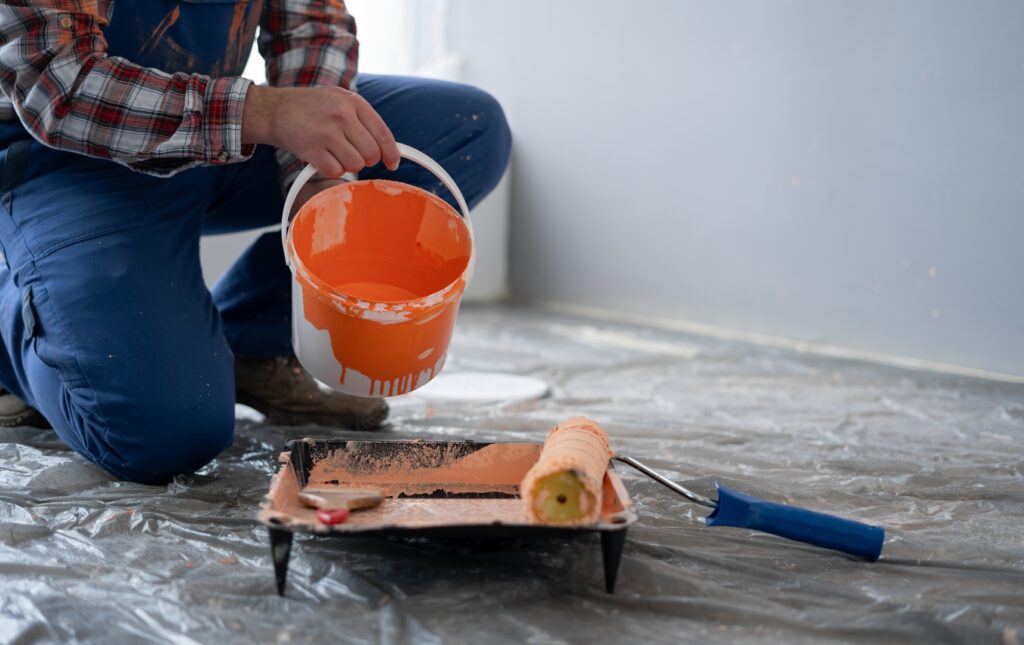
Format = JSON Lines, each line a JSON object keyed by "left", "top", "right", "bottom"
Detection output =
{"left": 282, "top": 145, "right": 474, "bottom": 398}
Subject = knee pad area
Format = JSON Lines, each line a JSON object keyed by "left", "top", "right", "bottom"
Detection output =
{"left": 93, "top": 398, "right": 236, "bottom": 485}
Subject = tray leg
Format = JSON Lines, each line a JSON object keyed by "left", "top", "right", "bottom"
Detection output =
{"left": 601, "top": 529, "right": 627, "bottom": 593}
{"left": 269, "top": 527, "right": 293, "bottom": 597}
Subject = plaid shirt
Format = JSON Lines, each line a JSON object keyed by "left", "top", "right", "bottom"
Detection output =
{"left": 0, "top": 1, "right": 357, "bottom": 187}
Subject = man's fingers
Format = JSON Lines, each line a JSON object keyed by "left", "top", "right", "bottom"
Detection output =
{"left": 357, "top": 102, "right": 400, "bottom": 171}
{"left": 345, "top": 122, "right": 382, "bottom": 168}
{"left": 281, "top": 89, "right": 398, "bottom": 178}
{"left": 328, "top": 137, "right": 366, "bottom": 174}
{"left": 307, "top": 149, "right": 344, "bottom": 179}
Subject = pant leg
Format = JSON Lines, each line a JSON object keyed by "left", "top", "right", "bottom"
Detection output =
{"left": 0, "top": 128, "right": 235, "bottom": 484}
{"left": 208, "top": 76, "right": 512, "bottom": 358}
{"left": 356, "top": 75, "right": 513, "bottom": 211}
{"left": 205, "top": 145, "right": 292, "bottom": 357}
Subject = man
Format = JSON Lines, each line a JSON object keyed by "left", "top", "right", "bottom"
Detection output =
{"left": 0, "top": 1, "right": 512, "bottom": 483}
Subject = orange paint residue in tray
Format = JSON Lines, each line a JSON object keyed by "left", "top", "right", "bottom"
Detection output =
{"left": 257, "top": 440, "right": 635, "bottom": 532}
{"left": 306, "top": 442, "right": 542, "bottom": 497}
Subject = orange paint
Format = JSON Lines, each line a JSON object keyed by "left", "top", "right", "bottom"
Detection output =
{"left": 306, "top": 443, "right": 542, "bottom": 497}
{"left": 136, "top": 6, "right": 181, "bottom": 60}
{"left": 288, "top": 179, "right": 472, "bottom": 396}
{"left": 221, "top": 0, "right": 264, "bottom": 76}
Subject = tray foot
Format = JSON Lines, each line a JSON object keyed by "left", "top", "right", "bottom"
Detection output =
{"left": 269, "top": 526, "right": 293, "bottom": 596}
{"left": 601, "top": 529, "right": 627, "bottom": 593}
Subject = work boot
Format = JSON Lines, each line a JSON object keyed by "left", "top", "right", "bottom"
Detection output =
{"left": 235, "top": 356, "right": 389, "bottom": 430}
{"left": 0, "top": 387, "right": 50, "bottom": 428}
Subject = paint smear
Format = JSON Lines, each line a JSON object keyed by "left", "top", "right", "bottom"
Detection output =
{"left": 306, "top": 442, "right": 541, "bottom": 496}
{"left": 136, "top": 6, "right": 181, "bottom": 60}
{"left": 215, "top": 0, "right": 264, "bottom": 76}
{"left": 289, "top": 180, "right": 472, "bottom": 397}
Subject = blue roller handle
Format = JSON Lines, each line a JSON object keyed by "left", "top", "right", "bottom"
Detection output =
{"left": 706, "top": 484, "right": 884, "bottom": 561}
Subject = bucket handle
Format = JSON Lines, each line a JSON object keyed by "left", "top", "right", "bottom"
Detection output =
{"left": 280, "top": 144, "right": 473, "bottom": 268}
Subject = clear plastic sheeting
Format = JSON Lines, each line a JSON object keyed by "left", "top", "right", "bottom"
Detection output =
{"left": 2, "top": 305, "right": 1022, "bottom": 643}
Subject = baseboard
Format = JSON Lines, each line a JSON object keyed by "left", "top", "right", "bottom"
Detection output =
{"left": 538, "top": 300, "right": 1024, "bottom": 385}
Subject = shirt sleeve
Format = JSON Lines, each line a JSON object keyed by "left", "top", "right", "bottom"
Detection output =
{"left": 258, "top": 0, "right": 359, "bottom": 190}
{"left": 0, "top": 1, "right": 254, "bottom": 176}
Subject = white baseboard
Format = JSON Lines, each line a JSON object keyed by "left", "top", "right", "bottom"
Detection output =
{"left": 541, "top": 301, "right": 1024, "bottom": 384}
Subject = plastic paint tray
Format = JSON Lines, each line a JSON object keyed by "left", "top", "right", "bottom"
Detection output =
{"left": 258, "top": 439, "right": 637, "bottom": 594}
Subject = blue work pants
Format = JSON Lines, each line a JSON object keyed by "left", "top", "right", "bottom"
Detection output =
{"left": 0, "top": 75, "right": 511, "bottom": 483}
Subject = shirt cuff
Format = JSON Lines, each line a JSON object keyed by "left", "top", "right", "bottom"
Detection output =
{"left": 202, "top": 76, "right": 255, "bottom": 165}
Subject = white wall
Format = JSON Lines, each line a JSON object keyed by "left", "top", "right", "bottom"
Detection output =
{"left": 439, "top": 0, "right": 1024, "bottom": 377}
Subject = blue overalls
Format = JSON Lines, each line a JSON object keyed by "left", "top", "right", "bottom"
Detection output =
{"left": 0, "top": 1, "right": 511, "bottom": 484}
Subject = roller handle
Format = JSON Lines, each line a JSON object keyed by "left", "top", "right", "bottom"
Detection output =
{"left": 706, "top": 484, "right": 884, "bottom": 561}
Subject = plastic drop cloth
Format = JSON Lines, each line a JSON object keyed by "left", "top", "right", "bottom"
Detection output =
{"left": 2, "top": 305, "right": 1022, "bottom": 644}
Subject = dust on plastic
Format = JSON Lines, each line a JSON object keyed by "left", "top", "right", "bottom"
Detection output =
{"left": 1, "top": 306, "right": 1022, "bottom": 643}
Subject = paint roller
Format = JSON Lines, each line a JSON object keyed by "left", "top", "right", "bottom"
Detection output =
{"left": 521, "top": 417, "right": 885, "bottom": 561}
{"left": 520, "top": 417, "right": 612, "bottom": 524}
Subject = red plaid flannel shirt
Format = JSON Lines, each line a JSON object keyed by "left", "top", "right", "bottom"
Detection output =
{"left": 0, "top": 1, "right": 357, "bottom": 186}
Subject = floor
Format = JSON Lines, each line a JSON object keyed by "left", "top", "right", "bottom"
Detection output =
{"left": 1, "top": 305, "right": 1022, "bottom": 643}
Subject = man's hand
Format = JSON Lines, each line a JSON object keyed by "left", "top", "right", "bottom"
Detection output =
{"left": 242, "top": 86, "right": 401, "bottom": 178}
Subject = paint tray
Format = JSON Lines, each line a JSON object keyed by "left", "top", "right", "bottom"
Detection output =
{"left": 258, "top": 439, "right": 637, "bottom": 594}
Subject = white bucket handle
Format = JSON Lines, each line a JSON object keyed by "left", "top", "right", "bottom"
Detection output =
{"left": 281, "top": 143, "right": 473, "bottom": 269}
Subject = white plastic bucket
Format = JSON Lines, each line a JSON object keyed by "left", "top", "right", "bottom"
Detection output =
{"left": 281, "top": 145, "right": 474, "bottom": 397}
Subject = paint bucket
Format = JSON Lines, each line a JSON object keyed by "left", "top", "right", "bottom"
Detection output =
{"left": 281, "top": 144, "right": 474, "bottom": 397}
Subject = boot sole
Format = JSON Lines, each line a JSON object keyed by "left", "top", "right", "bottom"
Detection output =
{"left": 0, "top": 410, "right": 51, "bottom": 429}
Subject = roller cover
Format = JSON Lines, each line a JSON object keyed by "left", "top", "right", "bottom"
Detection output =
{"left": 521, "top": 417, "right": 613, "bottom": 524}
